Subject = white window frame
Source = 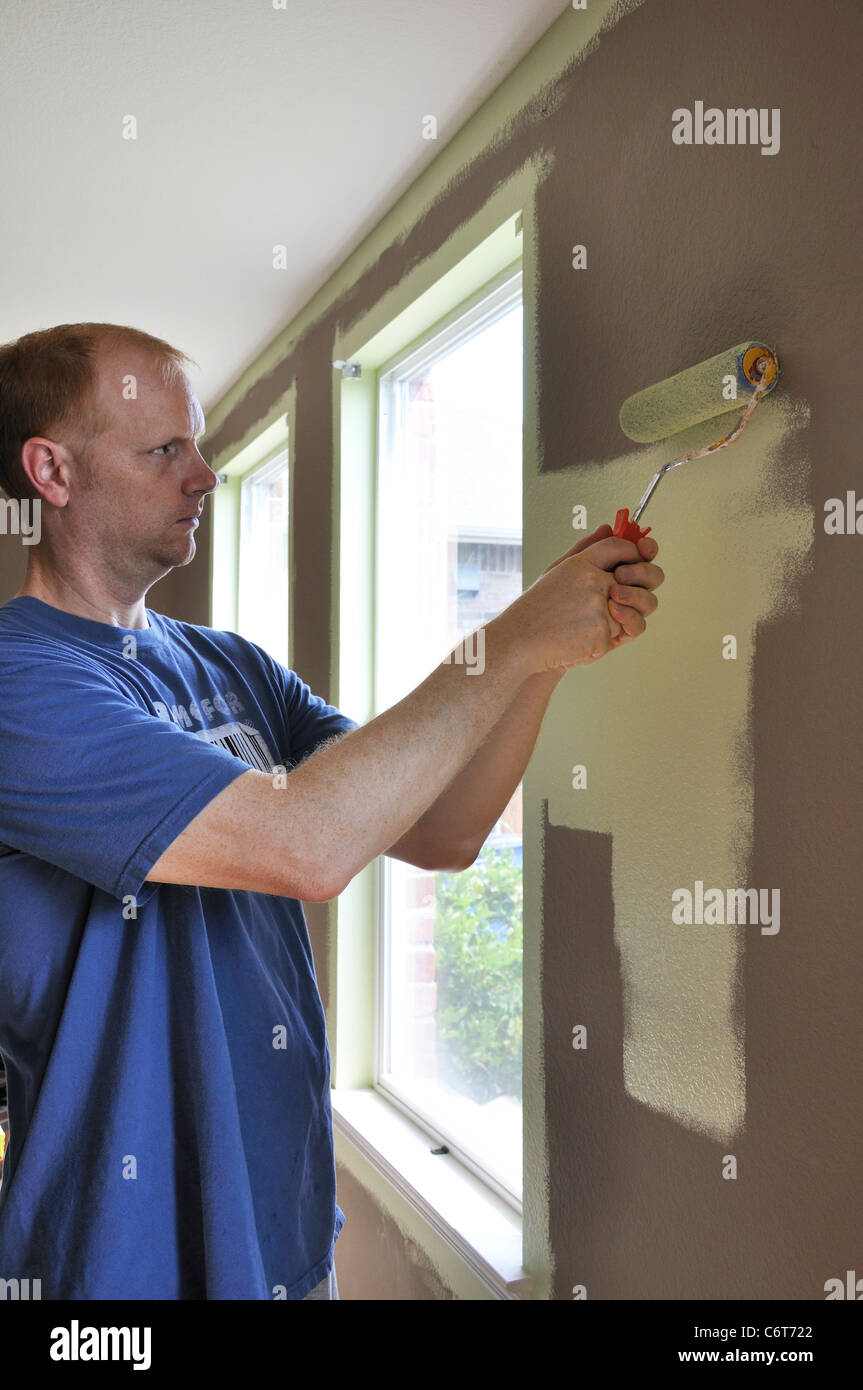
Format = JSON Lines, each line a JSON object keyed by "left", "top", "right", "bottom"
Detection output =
{"left": 237, "top": 446, "right": 291, "bottom": 666}
{"left": 209, "top": 407, "right": 293, "bottom": 649}
{"left": 330, "top": 199, "right": 536, "bottom": 1299}
{"left": 373, "top": 266, "right": 525, "bottom": 1208}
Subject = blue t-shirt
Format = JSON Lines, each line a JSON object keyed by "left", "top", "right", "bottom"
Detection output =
{"left": 0, "top": 595, "right": 358, "bottom": 1300}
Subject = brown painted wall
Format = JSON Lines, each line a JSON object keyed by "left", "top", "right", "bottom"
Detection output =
{"left": 0, "top": 543, "right": 25, "bottom": 601}
{"left": 333, "top": 1167, "right": 456, "bottom": 1301}
{"left": 532, "top": 0, "right": 863, "bottom": 1300}
{"left": 5, "top": 0, "right": 860, "bottom": 1299}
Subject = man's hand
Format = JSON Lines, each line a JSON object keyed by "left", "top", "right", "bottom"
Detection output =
{"left": 490, "top": 523, "right": 665, "bottom": 674}
{"left": 540, "top": 522, "right": 665, "bottom": 650}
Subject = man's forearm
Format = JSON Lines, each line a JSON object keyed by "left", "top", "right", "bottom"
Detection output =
{"left": 285, "top": 616, "right": 535, "bottom": 895}
{"left": 384, "top": 668, "right": 563, "bottom": 869}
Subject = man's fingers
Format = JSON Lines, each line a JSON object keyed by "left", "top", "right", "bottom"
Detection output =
{"left": 609, "top": 583, "right": 659, "bottom": 616}
{"left": 613, "top": 559, "right": 665, "bottom": 590}
{"left": 580, "top": 523, "right": 614, "bottom": 547}
{"left": 544, "top": 527, "right": 662, "bottom": 578}
{"left": 598, "top": 531, "right": 661, "bottom": 645}
{"left": 542, "top": 524, "right": 613, "bottom": 574}
{"left": 605, "top": 606, "right": 625, "bottom": 643}
{"left": 608, "top": 599, "right": 647, "bottom": 641}
{"left": 586, "top": 536, "right": 646, "bottom": 570}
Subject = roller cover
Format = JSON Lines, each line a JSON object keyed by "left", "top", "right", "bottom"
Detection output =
{"left": 619, "top": 340, "right": 778, "bottom": 444}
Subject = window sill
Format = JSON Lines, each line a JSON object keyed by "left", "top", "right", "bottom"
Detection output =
{"left": 331, "top": 1087, "right": 530, "bottom": 1300}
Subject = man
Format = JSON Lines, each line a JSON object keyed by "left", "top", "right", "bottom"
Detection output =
{"left": 0, "top": 322, "right": 663, "bottom": 1300}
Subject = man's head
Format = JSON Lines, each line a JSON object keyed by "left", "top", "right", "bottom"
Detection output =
{"left": 0, "top": 322, "right": 218, "bottom": 593}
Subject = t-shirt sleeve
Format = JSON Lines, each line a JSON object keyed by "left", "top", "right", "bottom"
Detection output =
{"left": 284, "top": 671, "right": 360, "bottom": 767}
{"left": 0, "top": 659, "right": 251, "bottom": 902}
{"left": 228, "top": 632, "right": 360, "bottom": 769}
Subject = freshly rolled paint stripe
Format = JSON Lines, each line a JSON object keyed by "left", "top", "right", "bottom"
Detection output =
{"left": 619, "top": 340, "right": 779, "bottom": 443}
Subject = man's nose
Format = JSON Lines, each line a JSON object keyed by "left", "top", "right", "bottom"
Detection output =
{"left": 188, "top": 447, "right": 220, "bottom": 495}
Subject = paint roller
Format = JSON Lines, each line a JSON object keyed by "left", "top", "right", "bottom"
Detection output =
{"left": 609, "top": 340, "right": 780, "bottom": 540}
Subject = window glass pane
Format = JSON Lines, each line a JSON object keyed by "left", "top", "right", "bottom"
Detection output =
{"left": 377, "top": 288, "right": 523, "bottom": 1198}
{"left": 238, "top": 454, "right": 290, "bottom": 668}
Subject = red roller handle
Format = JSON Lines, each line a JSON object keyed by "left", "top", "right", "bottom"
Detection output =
{"left": 611, "top": 507, "right": 652, "bottom": 543}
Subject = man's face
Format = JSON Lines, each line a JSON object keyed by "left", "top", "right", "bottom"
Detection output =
{"left": 66, "top": 343, "right": 218, "bottom": 583}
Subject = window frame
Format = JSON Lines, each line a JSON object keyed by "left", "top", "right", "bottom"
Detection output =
{"left": 372, "top": 266, "right": 525, "bottom": 1210}
{"left": 236, "top": 445, "right": 292, "bottom": 668}
{"left": 328, "top": 196, "right": 538, "bottom": 1299}
{"left": 209, "top": 406, "right": 293, "bottom": 653}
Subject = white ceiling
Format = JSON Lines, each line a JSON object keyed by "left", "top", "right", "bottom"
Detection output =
{"left": 0, "top": 0, "right": 564, "bottom": 411}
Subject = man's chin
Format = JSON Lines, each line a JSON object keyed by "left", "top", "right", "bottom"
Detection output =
{"left": 153, "top": 536, "right": 197, "bottom": 571}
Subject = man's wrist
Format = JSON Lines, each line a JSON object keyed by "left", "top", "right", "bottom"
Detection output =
{"left": 483, "top": 610, "right": 536, "bottom": 686}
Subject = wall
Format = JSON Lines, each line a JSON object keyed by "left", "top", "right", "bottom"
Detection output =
{"left": 7, "top": 0, "right": 861, "bottom": 1299}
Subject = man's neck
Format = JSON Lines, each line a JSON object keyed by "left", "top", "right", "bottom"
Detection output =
{"left": 14, "top": 569, "right": 152, "bottom": 630}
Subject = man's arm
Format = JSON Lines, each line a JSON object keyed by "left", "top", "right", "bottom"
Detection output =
{"left": 146, "top": 531, "right": 663, "bottom": 901}
{"left": 384, "top": 669, "right": 562, "bottom": 871}
{"left": 146, "top": 621, "right": 536, "bottom": 900}
{"left": 384, "top": 526, "right": 662, "bottom": 871}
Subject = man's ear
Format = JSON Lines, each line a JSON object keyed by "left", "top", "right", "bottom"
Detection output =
{"left": 19, "top": 437, "right": 74, "bottom": 508}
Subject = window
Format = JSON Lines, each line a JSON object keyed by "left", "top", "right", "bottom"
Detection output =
{"left": 237, "top": 449, "right": 290, "bottom": 667}
{"left": 375, "top": 269, "right": 523, "bottom": 1202}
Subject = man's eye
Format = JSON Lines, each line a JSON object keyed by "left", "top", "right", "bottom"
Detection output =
{"left": 152, "top": 444, "right": 174, "bottom": 456}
